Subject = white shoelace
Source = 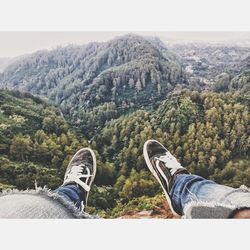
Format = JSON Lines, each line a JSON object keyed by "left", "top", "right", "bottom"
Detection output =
{"left": 64, "top": 164, "right": 93, "bottom": 212}
{"left": 64, "top": 164, "right": 93, "bottom": 192}
{"left": 155, "top": 153, "right": 182, "bottom": 175}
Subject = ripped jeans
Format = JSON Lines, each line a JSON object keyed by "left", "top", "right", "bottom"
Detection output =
{"left": 54, "top": 184, "right": 83, "bottom": 210}
{"left": 170, "top": 174, "right": 250, "bottom": 216}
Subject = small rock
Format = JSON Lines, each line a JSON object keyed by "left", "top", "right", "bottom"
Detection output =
{"left": 137, "top": 210, "right": 153, "bottom": 216}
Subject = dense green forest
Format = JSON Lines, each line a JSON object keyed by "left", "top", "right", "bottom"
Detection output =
{"left": 0, "top": 90, "right": 84, "bottom": 190}
{"left": 0, "top": 88, "right": 249, "bottom": 217}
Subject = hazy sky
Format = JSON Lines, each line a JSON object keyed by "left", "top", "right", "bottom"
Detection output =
{"left": 0, "top": 31, "right": 250, "bottom": 58}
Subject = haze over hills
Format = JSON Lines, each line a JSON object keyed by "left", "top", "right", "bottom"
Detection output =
{"left": 0, "top": 32, "right": 249, "bottom": 58}
{"left": 0, "top": 58, "right": 12, "bottom": 73}
{"left": 1, "top": 33, "right": 249, "bottom": 95}
{"left": 0, "top": 55, "right": 29, "bottom": 73}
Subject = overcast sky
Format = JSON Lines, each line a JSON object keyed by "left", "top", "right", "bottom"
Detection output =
{"left": 0, "top": 31, "right": 249, "bottom": 58}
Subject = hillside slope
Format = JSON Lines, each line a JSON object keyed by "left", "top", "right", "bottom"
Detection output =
{"left": 0, "top": 89, "right": 249, "bottom": 218}
{"left": 0, "top": 35, "right": 186, "bottom": 107}
{"left": 0, "top": 89, "right": 90, "bottom": 189}
{"left": 170, "top": 44, "right": 250, "bottom": 90}
{"left": 83, "top": 90, "right": 249, "bottom": 217}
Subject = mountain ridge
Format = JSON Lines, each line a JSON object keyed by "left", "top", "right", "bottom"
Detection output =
{"left": 0, "top": 34, "right": 187, "bottom": 137}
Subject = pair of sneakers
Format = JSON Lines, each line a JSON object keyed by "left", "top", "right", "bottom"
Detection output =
{"left": 62, "top": 139, "right": 188, "bottom": 216}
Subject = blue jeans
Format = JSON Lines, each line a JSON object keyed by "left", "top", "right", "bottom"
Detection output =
{"left": 54, "top": 185, "right": 82, "bottom": 210}
{"left": 170, "top": 174, "right": 250, "bottom": 215}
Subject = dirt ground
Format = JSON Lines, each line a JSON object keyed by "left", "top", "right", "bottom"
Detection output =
{"left": 118, "top": 200, "right": 178, "bottom": 219}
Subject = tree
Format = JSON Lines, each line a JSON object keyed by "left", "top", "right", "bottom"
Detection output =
{"left": 10, "top": 134, "right": 33, "bottom": 161}
{"left": 120, "top": 169, "right": 159, "bottom": 200}
{"left": 135, "top": 79, "right": 142, "bottom": 91}
{"left": 128, "top": 78, "right": 135, "bottom": 88}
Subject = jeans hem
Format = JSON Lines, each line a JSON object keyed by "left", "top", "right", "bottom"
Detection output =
{"left": 0, "top": 186, "right": 94, "bottom": 219}
{"left": 182, "top": 200, "right": 250, "bottom": 219}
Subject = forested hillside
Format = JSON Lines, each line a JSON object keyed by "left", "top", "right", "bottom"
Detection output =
{"left": 0, "top": 89, "right": 85, "bottom": 190}
{"left": 87, "top": 90, "right": 249, "bottom": 216}
{"left": 170, "top": 44, "right": 250, "bottom": 91}
{"left": 0, "top": 89, "right": 120, "bottom": 191}
{"left": 0, "top": 34, "right": 249, "bottom": 218}
{"left": 0, "top": 35, "right": 187, "bottom": 138}
{"left": 0, "top": 89, "right": 248, "bottom": 217}
{"left": 212, "top": 69, "right": 250, "bottom": 93}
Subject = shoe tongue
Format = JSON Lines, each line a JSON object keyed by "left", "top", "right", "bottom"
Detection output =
{"left": 71, "top": 151, "right": 91, "bottom": 166}
{"left": 72, "top": 162, "right": 92, "bottom": 172}
{"left": 150, "top": 154, "right": 167, "bottom": 170}
{"left": 154, "top": 153, "right": 168, "bottom": 159}
{"left": 152, "top": 153, "right": 169, "bottom": 164}
{"left": 73, "top": 163, "right": 92, "bottom": 189}
{"left": 154, "top": 154, "right": 188, "bottom": 175}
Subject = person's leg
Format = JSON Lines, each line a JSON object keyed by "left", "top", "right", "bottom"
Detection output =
{"left": 0, "top": 148, "right": 97, "bottom": 218}
{"left": 143, "top": 139, "right": 189, "bottom": 216}
{"left": 54, "top": 184, "right": 83, "bottom": 209}
{"left": 143, "top": 139, "right": 250, "bottom": 218}
{"left": 170, "top": 174, "right": 250, "bottom": 215}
